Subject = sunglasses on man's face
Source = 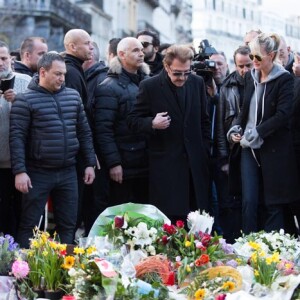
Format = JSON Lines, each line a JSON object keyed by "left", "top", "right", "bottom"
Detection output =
{"left": 169, "top": 66, "right": 192, "bottom": 77}
{"left": 249, "top": 54, "right": 269, "bottom": 62}
{"left": 141, "top": 42, "right": 152, "bottom": 48}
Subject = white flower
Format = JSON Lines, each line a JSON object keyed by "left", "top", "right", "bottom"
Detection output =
{"left": 176, "top": 256, "right": 181, "bottom": 262}
{"left": 187, "top": 210, "right": 214, "bottom": 234}
{"left": 131, "top": 222, "right": 155, "bottom": 247}
{"left": 146, "top": 245, "right": 156, "bottom": 255}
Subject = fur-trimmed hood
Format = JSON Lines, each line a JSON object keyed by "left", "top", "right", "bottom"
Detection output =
{"left": 108, "top": 57, "right": 150, "bottom": 76}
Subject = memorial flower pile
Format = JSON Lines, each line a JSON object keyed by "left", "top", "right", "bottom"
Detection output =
{"left": 154, "top": 211, "right": 233, "bottom": 285}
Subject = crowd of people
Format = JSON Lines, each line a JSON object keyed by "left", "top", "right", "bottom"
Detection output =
{"left": 1, "top": 28, "right": 300, "bottom": 248}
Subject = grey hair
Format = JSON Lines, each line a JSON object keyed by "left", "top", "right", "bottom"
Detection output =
{"left": 249, "top": 33, "right": 281, "bottom": 62}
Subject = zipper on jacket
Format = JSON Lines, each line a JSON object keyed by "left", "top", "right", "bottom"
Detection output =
{"left": 53, "top": 94, "right": 67, "bottom": 166}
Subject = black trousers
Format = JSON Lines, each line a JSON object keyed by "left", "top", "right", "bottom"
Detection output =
{"left": 0, "top": 168, "right": 22, "bottom": 237}
{"left": 109, "top": 177, "right": 148, "bottom": 206}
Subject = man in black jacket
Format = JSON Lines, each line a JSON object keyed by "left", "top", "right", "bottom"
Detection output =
{"left": 63, "top": 29, "right": 94, "bottom": 236}
{"left": 63, "top": 29, "right": 94, "bottom": 111}
{"left": 94, "top": 37, "right": 150, "bottom": 205}
{"left": 14, "top": 37, "right": 48, "bottom": 77}
{"left": 136, "top": 30, "right": 163, "bottom": 77}
{"left": 10, "top": 52, "right": 96, "bottom": 248}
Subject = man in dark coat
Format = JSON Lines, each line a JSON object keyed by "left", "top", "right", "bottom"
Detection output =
{"left": 127, "top": 44, "right": 211, "bottom": 221}
{"left": 82, "top": 41, "right": 109, "bottom": 234}
{"left": 64, "top": 29, "right": 94, "bottom": 111}
{"left": 9, "top": 52, "right": 96, "bottom": 248}
{"left": 14, "top": 37, "right": 48, "bottom": 77}
{"left": 136, "top": 30, "right": 164, "bottom": 77}
{"left": 94, "top": 37, "right": 150, "bottom": 205}
{"left": 63, "top": 29, "right": 94, "bottom": 236}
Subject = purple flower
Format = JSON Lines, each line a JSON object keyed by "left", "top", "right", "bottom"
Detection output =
{"left": 226, "top": 259, "right": 238, "bottom": 268}
{"left": 219, "top": 238, "right": 234, "bottom": 254}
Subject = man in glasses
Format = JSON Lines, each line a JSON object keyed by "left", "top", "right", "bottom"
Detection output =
{"left": 215, "top": 45, "right": 253, "bottom": 242}
{"left": 128, "top": 44, "right": 211, "bottom": 223}
{"left": 136, "top": 30, "right": 164, "bottom": 76}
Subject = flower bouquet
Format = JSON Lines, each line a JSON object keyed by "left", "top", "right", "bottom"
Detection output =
{"left": 154, "top": 210, "right": 234, "bottom": 285}
{"left": 0, "top": 234, "right": 20, "bottom": 299}
{"left": 88, "top": 203, "right": 169, "bottom": 254}
{"left": 184, "top": 266, "right": 242, "bottom": 300}
{"left": 21, "top": 228, "right": 68, "bottom": 299}
{"left": 0, "top": 234, "right": 18, "bottom": 275}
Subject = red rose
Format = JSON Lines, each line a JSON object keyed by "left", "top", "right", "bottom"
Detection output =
{"left": 163, "top": 224, "right": 177, "bottom": 235}
{"left": 215, "top": 294, "right": 227, "bottom": 300}
{"left": 176, "top": 220, "right": 185, "bottom": 228}
{"left": 161, "top": 235, "right": 169, "bottom": 244}
{"left": 195, "top": 254, "right": 210, "bottom": 267}
{"left": 114, "top": 216, "right": 124, "bottom": 228}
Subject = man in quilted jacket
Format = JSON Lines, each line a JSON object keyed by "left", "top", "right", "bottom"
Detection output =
{"left": 10, "top": 52, "right": 96, "bottom": 248}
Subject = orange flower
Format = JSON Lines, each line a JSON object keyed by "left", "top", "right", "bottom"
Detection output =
{"left": 195, "top": 254, "right": 210, "bottom": 267}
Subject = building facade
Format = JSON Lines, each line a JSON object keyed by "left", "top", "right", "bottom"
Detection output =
{"left": 192, "top": 0, "right": 300, "bottom": 69}
{"left": 0, "top": 0, "right": 91, "bottom": 52}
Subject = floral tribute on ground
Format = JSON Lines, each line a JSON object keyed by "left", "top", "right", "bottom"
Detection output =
{"left": 2, "top": 203, "right": 300, "bottom": 299}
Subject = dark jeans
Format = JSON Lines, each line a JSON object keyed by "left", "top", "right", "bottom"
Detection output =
{"left": 0, "top": 168, "right": 22, "bottom": 237}
{"left": 241, "top": 148, "right": 284, "bottom": 234}
{"left": 17, "top": 166, "right": 78, "bottom": 248}
{"left": 109, "top": 177, "right": 148, "bottom": 206}
{"left": 211, "top": 158, "right": 242, "bottom": 240}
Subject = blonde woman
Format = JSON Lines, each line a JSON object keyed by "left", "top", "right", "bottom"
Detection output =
{"left": 228, "top": 33, "right": 299, "bottom": 234}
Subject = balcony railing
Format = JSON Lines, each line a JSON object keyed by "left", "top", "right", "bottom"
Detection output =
{"left": 0, "top": 0, "right": 91, "bottom": 31}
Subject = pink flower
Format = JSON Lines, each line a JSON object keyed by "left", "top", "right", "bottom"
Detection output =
{"left": 12, "top": 260, "right": 30, "bottom": 279}
{"left": 215, "top": 294, "right": 227, "bottom": 300}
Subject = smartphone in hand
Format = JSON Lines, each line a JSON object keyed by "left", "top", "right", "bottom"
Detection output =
{"left": 0, "top": 76, "right": 15, "bottom": 92}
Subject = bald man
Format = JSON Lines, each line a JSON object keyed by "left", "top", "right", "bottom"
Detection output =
{"left": 63, "top": 29, "right": 94, "bottom": 238}
{"left": 64, "top": 29, "right": 94, "bottom": 109}
{"left": 94, "top": 37, "right": 150, "bottom": 206}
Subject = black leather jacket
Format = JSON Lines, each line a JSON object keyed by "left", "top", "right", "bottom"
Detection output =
{"left": 216, "top": 71, "right": 243, "bottom": 158}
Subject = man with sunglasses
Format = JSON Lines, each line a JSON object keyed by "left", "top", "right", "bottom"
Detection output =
{"left": 215, "top": 45, "right": 253, "bottom": 242}
{"left": 128, "top": 44, "right": 211, "bottom": 223}
{"left": 136, "top": 30, "right": 164, "bottom": 76}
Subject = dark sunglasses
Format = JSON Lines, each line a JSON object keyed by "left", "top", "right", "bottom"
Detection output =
{"left": 168, "top": 66, "right": 191, "bottom": 77}
{"left": 141, "top": 42, "right": 152, "bottom": 48}
{"left": 249, "top": 54, "right": 268, "bottom": 62}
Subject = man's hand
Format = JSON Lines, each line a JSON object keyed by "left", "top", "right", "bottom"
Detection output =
{"left": 83, "top": 166, "right": 95, "bottom": 184}
{"left": 109, "top": 165, "right": 123, "bottom": 184}
{"left": 2, "top": 89, "right": 16, "bottom": 103}
{"left": 152, "top": 112, "right": 171, "bottom": 130}
{"left": 15, "top": 172, "right": 32, "bottom": 193}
